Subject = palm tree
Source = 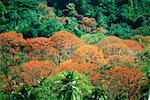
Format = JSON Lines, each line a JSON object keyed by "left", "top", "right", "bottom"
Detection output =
{"left": 36, "top": 71, "right": 93, "bottom": 100}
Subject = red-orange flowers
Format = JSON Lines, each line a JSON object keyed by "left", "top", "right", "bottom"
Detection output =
{"left": 123, "top": 40, "right": 144, "bottom": 55}
{"left": 24, "top": 37, "right": 59, "bottom": 63}
{"left": 72, "top": 45, "right": 108, "bottom": 65}
{"left": 0, "top": 31, "right": 26, "bottom": 53}
{"left": 100, "top": 66, "right": 148, "bottom": 99}
{"left": 49, "top": 30, "right": 86, "bottom": 62}
{"left": 10, "top": 60, "right": 55, "bottom": 86}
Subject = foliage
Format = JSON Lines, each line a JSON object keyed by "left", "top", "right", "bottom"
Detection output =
{"left": 35, "top": 71, "right": 93, "bottom": 100}
{"left": 83, "top": 87, "right": 105, "bottom": 100}
{"left": 49, "top": 30, "right": 86, "bottom": 63}
{"left": 72, "top": 45, "right": 108, "bottom": 65}
{"left": 101, "top": 43, "right": 131, "bottom": 58}
{"left": 54, "top": 60, "right": 102, "bottom": 83}
{"left": 0, "top": 74, "right": 19, "bottom": 93}
{"left": 0, "top": 92, "right": 9, "bottom": 100}
{"left": 123, "top": 39, "right": 144, "bottom": 56}
{"left": 107, "top": 23, "right": 133, "bottom": 39}
{"left": 63, "top": 17, "right": 84, "bottom": 37}
{"left": 9, "top": 60, "right": 55, "bottom": 86}
{"left": 24, "top": 37, "right": 59, "bottom": 63}
{"left": 107, "top": 55, "right": 135, "bottom": 67}
{"left": 100, "top": 66, "right": 148, "bottom": 99}
{"left": 133, "top": 26, "right": 150, "bottom": 36}
{"left": 0, "top": 0, "right": 150, "bottom": 98}
{"left": 10, "top": 84, "right": 35, "bottom": 100}
{"left": 96, "top": 36, "right": 123, "bottom": 48}
{"left": 0, "top": 32, "right": 28, "bottom": 74}
{"left": 0, "top": 0, "right": 64, "bottom": 38}
{"left": 78, "top": 17, "right": 97, "bottom": 33}
{"left": 81, "top": 33, "right": 106, "bottom": 44}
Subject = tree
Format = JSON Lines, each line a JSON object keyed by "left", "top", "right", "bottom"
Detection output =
{"left": 99, "top": 66, "right": 148, "bottom": 99}
{"left": 101, "top": 43, "right": 132, "bottom": 58}
{"left": 35, "top": 71, "right": 93, "bottom": 100}
{"left": 24, "top": 37, "right": 59, "bottom": 64}
{"left": 54, "top": 60, "right": 102, "bottom": 84}
{"left": 107, "top": 23, "right": 133, "bottom": 39}
{"left": 123, "top": 40, "right": 144, "bottom": 56}
{"left": 49, "top": 30, "right": 86, "bottom": 63}
{"left": 72, "top": 45, "right": 108, "bottom": 65}
{"left": 96, "top": 36, "right": 123, "bottom": 48}
{"left": 0, "top": 0, "right": 64, "bottom": 38}
{"left": 0, "top": 32, "right": 28, "bottom": 75}
{"left": 107, "top": 55, "right": 135, "bottom": 67}
{"left": 9, "top": 60, "right": 55, "bottom": 86}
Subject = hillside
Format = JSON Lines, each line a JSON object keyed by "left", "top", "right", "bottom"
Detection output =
{"left": 0, "top": 0, "right": 150, "bottom": 100}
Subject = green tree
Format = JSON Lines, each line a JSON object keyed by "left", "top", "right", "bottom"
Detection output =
{"left": 81, "top": 33, "right": 106, "bottom": 44}
{"left": 0, "top": 0, "right": 64, "bottom": 38}
{"left": 35, "top": 71, "right": 93, "bottom": 100}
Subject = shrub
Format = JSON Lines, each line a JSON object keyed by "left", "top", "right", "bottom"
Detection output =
{"left": 35, "top": 71, "right": 93, "bottom": 100}
{"left": 72, "top": 45, "right": 107, "bottom": 65}
{"left": 49, "top": 30, "right": 86, "bottom": 63}
{"left": 81, "top": 33, "right": 106, "bottom": 44}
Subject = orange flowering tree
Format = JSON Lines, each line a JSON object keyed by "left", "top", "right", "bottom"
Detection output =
{"left": 99, "top": 66, "right": 148, "bottom": 99}
{"left": 49, "top": 30, "right": 86, "bottom": 63}
{"left": 0, "top": 74, "right": 19, "bottom": 92}
{"left": 142, "top": 36, "right": 150, "bottom": 47}
{"left": 123, "top": 40, "right": 144, "bottom": 56}
{"left": 9, "top": 60, "right": 55, "bottom": 86}
{"left": 78, "top": 17, "right": 97, "bottom": 33}
{"left": 72, "top": 45, "right": 108, "bottom": 65}
{"left": 96, "top": 36, "right": 123, "bottom": 48}
{"left": 107, "top": 55, "right": 135, "bottom": 67}
{"left": 24, "top": 37, "right": 59, "bottom": 64}
{"left": 54, "top": 60, "right": 102, "bottom": 86}
{"left": 0, "top": 31, "right": 26, "bottom": 53}
{"left": 0, "top": 32, "right": 28, "bottom": 74}
{"left": 101, "top": 43, "right": 132, "bottom": 58}
{"left": 54, "top": 60, "right": 100, "bottom": 76}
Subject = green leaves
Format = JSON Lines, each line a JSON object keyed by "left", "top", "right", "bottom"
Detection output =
{"left": 35, "top": 71, "right": 93, "bottom": 100}
{"left": 107, "top": 23, "right": 133, "bottom": 39}
{"left": 81, "top": 33, "right": 106, "bottom": 44}
{"left": 10, "top": 84, "right": 35, "bottom": 100}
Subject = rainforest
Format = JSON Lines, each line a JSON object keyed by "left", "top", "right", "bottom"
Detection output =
{"left": 0, "top": 0, "right": 150, "bottom": 100}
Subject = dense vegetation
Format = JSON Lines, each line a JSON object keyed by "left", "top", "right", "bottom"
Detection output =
{"left": 0, "top": 0, "right": 150, "bottom": 100}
